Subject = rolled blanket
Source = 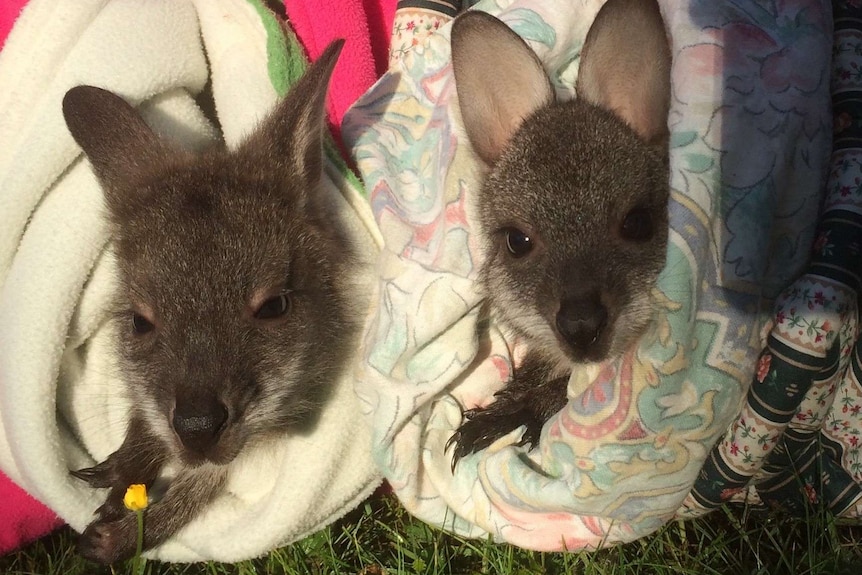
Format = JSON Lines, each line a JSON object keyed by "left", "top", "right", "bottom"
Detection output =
{"left": 0, "top": 0, "right": 382, "bottom": 562}
{"left": 0, "top": 3, "right": 63, "bottom": 556}
{"left": 343, "top": 0, "right": 832, "bottom": 550}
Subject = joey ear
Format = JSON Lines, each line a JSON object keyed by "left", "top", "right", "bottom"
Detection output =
{"left": 451, "top": 11, "right": 554, "bottom": 165}
{"left": 243, "top": 39, "right": 343, "bottom": 184}
{"left": 63, "top": 86, "right": 173, "bottom": 195}
{"left": 576, "top": 0, "right": 671, "bottom": 144}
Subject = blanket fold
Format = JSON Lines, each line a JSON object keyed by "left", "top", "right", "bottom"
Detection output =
{"left": 0, "top": 0, "right": 381, "bottom": 562}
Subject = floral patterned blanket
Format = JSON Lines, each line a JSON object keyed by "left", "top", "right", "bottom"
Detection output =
{"left": 343, "top": 0, "right": 837, "bottom": 550}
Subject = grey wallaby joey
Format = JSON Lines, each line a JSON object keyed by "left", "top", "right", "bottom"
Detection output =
{"left": 447, "top": 0, "right": 672, "bottom": 466}
{"left": 62, "top": 40, "right": 355, "bottom": 564}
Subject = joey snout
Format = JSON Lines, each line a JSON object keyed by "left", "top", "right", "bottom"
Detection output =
{"left": 171, "top": 391, "right": 231, "bottom": 463}
{"left": 555, "top": 293, "right": 608, "bottom": 359}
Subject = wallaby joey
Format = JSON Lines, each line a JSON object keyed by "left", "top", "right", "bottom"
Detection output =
{"left": 447, "top": 0, "right": 672, "bottom": 467}
{"left": 63, "top": 40, "right": 356, "bottom": 563}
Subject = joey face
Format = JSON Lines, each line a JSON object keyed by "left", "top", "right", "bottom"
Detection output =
{"left": 477, "top": 101, "right": 669, "bottom": 367}
{"left": 63, "top": 41, "right": 348, "bottom": 469}
{"left": 451, "top": 3, "right": 671, "bottom": 370}
{"left": 113, "top": 157, "right": 355, "bottom": 467}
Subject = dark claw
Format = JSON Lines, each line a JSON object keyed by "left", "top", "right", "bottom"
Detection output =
{"left": 70, "top": 464, "right": 114, "bottom": 488}
{"left": 446, "top": 409, "right": 482, "bottom": 471}
{"left": 515, "top": 417, "right": 543, "bottom": 451}
{"left": 448, "top": 405, "right": 539, "bottom": 471}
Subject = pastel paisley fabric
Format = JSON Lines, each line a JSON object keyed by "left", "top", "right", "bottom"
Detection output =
{"left": 343, "top": 0, "right": 833, "bottom": 550}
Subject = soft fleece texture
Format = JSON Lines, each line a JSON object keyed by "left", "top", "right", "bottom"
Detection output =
{"left": 0, "top": 0, "right": 382, "bottom": 562}
{"left": 0, "top": 0, "right": 65, "bottom": 556}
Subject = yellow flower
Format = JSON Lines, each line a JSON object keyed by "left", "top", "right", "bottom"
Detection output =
{"left": 123, "top": 484, "right": 148, "bottom": 511}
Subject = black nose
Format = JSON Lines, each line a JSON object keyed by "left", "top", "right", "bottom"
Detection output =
{"left": 172, "top": 395, "right": 228, "bottom": 454}
{"left": 555, "top": 296, "right": 608, "bottom": 353}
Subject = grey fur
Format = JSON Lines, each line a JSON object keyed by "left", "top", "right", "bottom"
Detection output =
{"left": 447, "top": 0, "right": 671, "bottom": 465}
{"left": 63, "top": 40, "right": 355, "bottom": 563}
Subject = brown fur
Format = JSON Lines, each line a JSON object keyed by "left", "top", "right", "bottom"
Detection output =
{"left": 63, "top": 41, "right": 356, "bottom": 563}
{"left": 447, "top": 1, "right": 671, "bottom": 466}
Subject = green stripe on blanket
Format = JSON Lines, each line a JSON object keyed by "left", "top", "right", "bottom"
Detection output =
{"left": 248, "top": 0, "right": 368, "bottom": 199}
{"left": 246, "top": 0, "right": 305, "bottom": 96}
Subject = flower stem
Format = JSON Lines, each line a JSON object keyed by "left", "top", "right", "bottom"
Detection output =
{"left": 135, "top": 509, "right": 145, "bottom": 575}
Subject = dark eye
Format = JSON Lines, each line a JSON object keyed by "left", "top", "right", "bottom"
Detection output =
{"left": 620, "top": 207, "right": 654, "bottom": 242}
{"left": 503, "top": 227, "right": 533, "bottom": 258}
{"left": 254, "top": 293, "right": 291, "bottom": 320}
{"left": 132, "top": 313, "right": 155, "bottom": 335}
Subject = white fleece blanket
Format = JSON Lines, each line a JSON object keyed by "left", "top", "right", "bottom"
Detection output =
{"left": 0, "top": 0, "right": 382, "bottom": 562}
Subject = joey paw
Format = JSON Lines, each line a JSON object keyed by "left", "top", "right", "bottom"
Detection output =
{"left": 447, "top": 406, "right": 538, "bottom": 471}
{"left": 78, "top": 515, "right": 137, "bottom": 565}
{"left": 93, "top": 491, "right": 129, "bottom": 521}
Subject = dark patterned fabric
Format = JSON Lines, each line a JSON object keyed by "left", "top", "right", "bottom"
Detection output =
{"left": 687, "top": 0, "right": 862, "bottom": 518}
{"left": 395, "top": 0, "right": 460, "bottom": 18}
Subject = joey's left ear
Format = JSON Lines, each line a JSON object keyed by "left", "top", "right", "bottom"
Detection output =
{"left": 241, "top": 39, "right": 343, "bottom": 183}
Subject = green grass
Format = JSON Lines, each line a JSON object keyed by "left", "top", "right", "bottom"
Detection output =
{"left": 2, "top": 492, "right": 862, "bottom": 575}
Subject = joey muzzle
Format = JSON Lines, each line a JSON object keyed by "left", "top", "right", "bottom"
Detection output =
{"left": 555, "top": 293, "right": 608, "bottom": 356}
{"left": 172, "top": 393, "right": 229, "bottom": 455}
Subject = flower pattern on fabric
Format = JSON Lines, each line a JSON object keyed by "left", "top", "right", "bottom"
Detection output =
{"left": 689, "top": 0, "right": 862, "bottom": 520}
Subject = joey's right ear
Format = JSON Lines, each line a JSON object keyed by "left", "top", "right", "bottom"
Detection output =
{"left": 575, "top": 0, "right": 671, "bottom": 144}
{"left": 63, "top": 86, "right": 173, "bottom": 196}
{"left": 451, "top": 11, "right": 553, "bottom": 166}
{"left": 239, "top": 39, "right": 343, "bottom": 187}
